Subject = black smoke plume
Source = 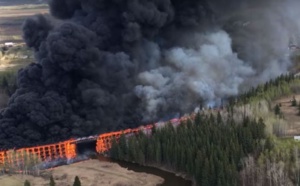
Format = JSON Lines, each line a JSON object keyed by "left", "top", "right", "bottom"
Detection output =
{"left": 0, "top": 0, "right": 299, "bottom": 148}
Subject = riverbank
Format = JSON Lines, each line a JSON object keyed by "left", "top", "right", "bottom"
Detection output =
{"left": 0, "top": 159, "right": 164, "bottom": 186}
{"left": 98, "top": 153, "right": 193, "bottom": 186}
{"left": 141, "top": 163, "right": 196, "bottom": 186}
{"left": 111, "top": 158, "right": 193, "bottom": 186}
{"left": 155, "top": 166, "right": 195, "bottom": 186}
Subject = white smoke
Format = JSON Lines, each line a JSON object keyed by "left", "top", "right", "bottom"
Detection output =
{"left": 221, "top": 0, "right": 300, "bottom": 88}
{"left": 134, "top": 0, "right": 300, "bottom": 119}
{"left": 135, "top": 31, "right": 254, "bottom": 119}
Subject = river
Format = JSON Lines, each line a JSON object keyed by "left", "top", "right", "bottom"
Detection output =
{"left": 97, "top": 155, "right": 192, "bottom": 186}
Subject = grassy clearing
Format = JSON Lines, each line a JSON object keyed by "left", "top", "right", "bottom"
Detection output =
{"left": 215, "top": 95, "right": 294, "bottom": 138}
{"left": 0, "top": 44, "right": 34, "bottom": 73}
{"left": 233, "top": 100, "right": 286, "bottom": 135}
{"left": 0, "top": 4, "right": 48, "bottom": 10}
{"left": 0, "top": 176, "right": 23, "bottom": 186}
{"left": 0, "top": 160, "right": 164, "bottom": 186}
{"left": 273, "top": 95, "right": 300, "bottom": 136}
{"left": 0, "top": 35, "right": 22, "bottom": 42}
{"left": 2, "top": 45, "right": 33, "bottom": 59}
{"left": 0, "top": 20, "right": 24, "bottom": 43}
{"left": 0, "top": 2, "right": 38, "bottom": 83}
{"left": 0, "top": 174, "right": 48, "bottom": 186}
{"left": 279, "top": 136, "right": 294, "bottom": 142}
{"left": 233, "top": 92, "right": 300, "bottom": 138}
{"left": 0, "top": 3, "right": 48, "bottom": 43}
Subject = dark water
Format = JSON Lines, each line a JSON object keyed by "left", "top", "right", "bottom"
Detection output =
{"left": 97, "top": 156, "right": 192, "bottom": 186}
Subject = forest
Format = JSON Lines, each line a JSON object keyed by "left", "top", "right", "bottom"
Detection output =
{"left": 234, "top": 74, "right": 300, "bottom": 105}
{"left": 110, "top": 113, "right": 266, "bottom": 186}
{"left": 110, "top": 74, "right": 300, "bottom": 186}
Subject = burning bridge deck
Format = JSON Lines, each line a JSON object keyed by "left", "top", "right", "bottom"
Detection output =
{"left": 0, "top": 114, "right": 196, "bottom": 164}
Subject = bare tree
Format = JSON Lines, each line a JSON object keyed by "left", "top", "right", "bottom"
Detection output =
{"left": 0, "top": 150, "right": 41, "bottom": 176}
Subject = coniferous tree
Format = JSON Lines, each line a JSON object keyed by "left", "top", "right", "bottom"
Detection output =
{"left": 217, "top": 111, "right": 222, "bottom": 124}
{"left": 201, "top": 158, "right": 210, "bottom": 186}
{"left": 110, "top": 137, "right": 118, "bottom": 159}
{"left": 24, "top": 180, "right": 31, "bottom": 186}
{"left": 194, "top": 112, "right": 202, "bottom": 125}
{"left": 110, "top": 113, "right": 267, "bottom": 186}
{"left": 1, "top": 76, "right": 8, "bottom": 89}
{"left": 274, "top": 104, "right": 281, "bottom": 116}
{"left": 119, "top": 133, "right": 127, "bottom": 160}
{"left": 155, "top": 140, "right": 162, "bottom": 164}
{"left": 292, "top": 96, "right": 297, "bottom": 106}
{"left": 73, "top": 176, "right": 81, "bottom": 186}
{"left": 50, "top": 175, "right": 56, "bottom": 186}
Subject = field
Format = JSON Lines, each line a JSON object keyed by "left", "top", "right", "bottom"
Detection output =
{"left": 0, "top": 3, "right": 48, "bottom": 72}
{"left": 0, "top": 0, "right": 47, "bottom": 6}
{"left": 0, "top": 3, "right": 48, "bottom": 43}
{"left": 0, "top": 160, "right": 164, "bottom": 186}
{"left": 0, "top": 2, "right": 49, "bottom": 106}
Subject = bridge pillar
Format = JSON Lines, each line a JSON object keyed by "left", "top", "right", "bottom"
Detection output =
{"left": 96, "top": 138, "right": 105, "bottom": 153}
{"left": 65, "top": 140, "right": 76, "bottom": 159}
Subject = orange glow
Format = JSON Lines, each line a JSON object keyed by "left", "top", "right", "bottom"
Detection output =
{"left": 0, "top": 113, "right": 200, "bottom": 164}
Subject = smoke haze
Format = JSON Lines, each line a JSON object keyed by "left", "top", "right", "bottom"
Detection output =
{"left": 0, "top": 0, "right": 299, "bottom": 148}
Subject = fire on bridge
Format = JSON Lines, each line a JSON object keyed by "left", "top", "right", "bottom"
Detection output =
{"left": 0, "top": 114, "right": 198, "bottom": 164}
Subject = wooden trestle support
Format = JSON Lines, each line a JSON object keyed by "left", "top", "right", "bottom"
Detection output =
{"left": 96, "top": 128, "right": 145, "bottom": 153}
{"left": 0, "top": 139, "right": 76, "bottom": 165}
{"left": 0, "top": 113, "right": 196, "bottom": 165}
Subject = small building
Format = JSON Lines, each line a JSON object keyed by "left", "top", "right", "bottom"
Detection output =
{"left": 294, "top": 72, "right": 300, "bottom": 78}
{"left": 4, "top": 42, "right": 15, "bottom": 47}
{"left": 294, "top": 136, "right": 300, "bottom": 141}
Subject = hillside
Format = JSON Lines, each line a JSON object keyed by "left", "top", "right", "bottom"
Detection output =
{"left": 0, "top": 160, "right": 163, "bottom": 186}
{"left": 108, "top": 74, "right": 300, "bottom": 186}
{"left": 273, "top": 95, "right": 300, "bottom": 136}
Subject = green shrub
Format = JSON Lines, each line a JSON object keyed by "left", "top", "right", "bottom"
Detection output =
{"left": 24, "top": 180, "right": 31, "bottom": 186}
{"left": 291, "top": 96, "right": 297, "bottom": 106}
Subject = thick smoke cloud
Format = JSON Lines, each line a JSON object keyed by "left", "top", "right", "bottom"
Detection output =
{"left": 0, "top": 0, "right": 299, "bottom": 148}
{"left": 135, "top": 31, "right": 255, "bottom": 120}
